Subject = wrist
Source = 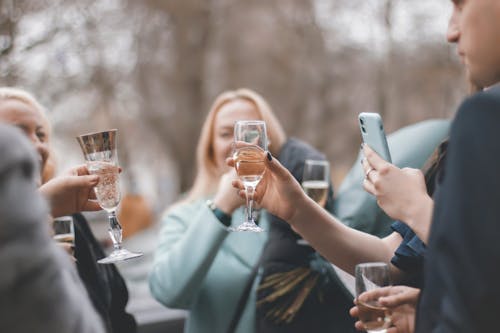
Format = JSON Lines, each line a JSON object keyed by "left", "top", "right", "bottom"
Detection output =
{"left": 288, "top": 191, "right": 316, "bottom": 227}
{"left": 212, "top": 196, "right": 236, "bottom": 215}
{"left": 406, "top": 195, "right": 433, "bottom": 243}
{"left": 207, "top": 200, "right": 232, "bottom": 227}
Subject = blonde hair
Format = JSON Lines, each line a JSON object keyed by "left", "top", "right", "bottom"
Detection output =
{"left": 183, "top": 88, "right": 287, "bottom": 203}
{"left": 0, "top": 87, "right": 55, "bottom": 182}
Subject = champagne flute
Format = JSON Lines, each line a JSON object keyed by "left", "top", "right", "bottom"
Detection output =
{"left": 297, "top": 159, "right": 330, "bottom": 245}
{"left": 355, "top": 262, "right": 392, "bottom": 332}
{"left": 302, "top": 159, "right": 330, "bottom": 207}
{"left": 229, "top": 120, "right": 267, "bottom": 232}
{"left": 77, "top": 129, "right": 143, "bottom": 264}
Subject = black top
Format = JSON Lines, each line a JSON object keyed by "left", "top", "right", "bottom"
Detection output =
{"left": 73, "top": 213, "right": 137, "bottom": 333}
{"left": 416, "top": 86, "right": 500, "bottom": 332}
{"left": 257, "top": 138, "right": 356, "bottom": 333}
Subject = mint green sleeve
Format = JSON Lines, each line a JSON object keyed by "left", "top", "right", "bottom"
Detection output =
{"left": 149, "top": 200, "right": 229, "bottom": 309}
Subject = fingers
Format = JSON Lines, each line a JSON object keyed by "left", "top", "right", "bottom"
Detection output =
{"left": 379, "top": 287, "right": 421, "bottom": 307}
{"left": 363, "top": 176, "right": 376, "bottom": 195}
{"left": 68, "top": 164, "right": 90, "bottom": 176}
{"left": 69, "top": 174, "right": 100, "bottom": 188}
{"left": 363, "top": 144, "right": 389, "bottom": 173}
{"left": 349, "top": 305, "right": 359, "bottom": 317}
{"left": 82, "top": 200, "right": 102, "bottom": 212}
{"left": 226, "top": 157, "right": 235, "bottom": 168}
{"left": 354, "top": 321, "right": 365, "bottom": 331}
{"left": 264, "top": 152, "right": 291, "bottom": 181}
{"left": 357, "top": 286, "right": 393, "bottom": 303}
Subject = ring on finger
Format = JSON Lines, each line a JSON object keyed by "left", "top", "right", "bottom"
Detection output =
{"left": 365, "top": 167, "right": 375, "bottom": 180}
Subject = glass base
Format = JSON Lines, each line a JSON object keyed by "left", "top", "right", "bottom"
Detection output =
{"left": 97, "top": 248, "right": 143, "bottom": 264}
{"left": 228, "top": 222, "right": 264, "bottom": 233}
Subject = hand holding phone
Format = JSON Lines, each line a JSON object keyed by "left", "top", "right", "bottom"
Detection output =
{"left": 358, "top": 112, "right": 392, "bottom": 163}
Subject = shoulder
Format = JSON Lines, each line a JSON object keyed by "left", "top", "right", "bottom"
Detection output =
{"left": 161, "top": 199, "right": 205, "bottom": 222}
{"left": 278, "top": 138, "right": 326, "bottom": 171}
{"left": 450, "top": 88, "right": 500, "bottom": 148}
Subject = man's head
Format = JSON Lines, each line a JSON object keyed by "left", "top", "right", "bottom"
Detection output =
{"left": 447, "top": 0, "right": 500, "bottom": 89}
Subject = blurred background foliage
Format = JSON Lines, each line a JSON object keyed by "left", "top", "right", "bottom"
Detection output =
{"left": 0, "top": 0, "right": 466, "bottom": 214}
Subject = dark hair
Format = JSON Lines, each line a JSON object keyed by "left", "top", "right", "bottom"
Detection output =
{"left": 423, "top": 139, "right": 448, "bottom": 196}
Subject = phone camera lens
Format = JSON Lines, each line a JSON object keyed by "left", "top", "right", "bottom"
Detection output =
{"left": 360, "top": 118, "right": 364, "bottom": 125}
{"left": 361, "top": 126, "right": 366, "bottom": 133}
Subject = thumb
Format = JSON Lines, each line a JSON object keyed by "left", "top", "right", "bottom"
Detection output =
{"left": 264, "top": 152, "right": 290, "bottom": 181}
{"left": 363, "top": 144, "right": 388, "bottom": 171}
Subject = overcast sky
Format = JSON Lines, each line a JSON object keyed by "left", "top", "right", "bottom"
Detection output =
{"left": 315, "top": 0, "right": 452, "bottom": 53}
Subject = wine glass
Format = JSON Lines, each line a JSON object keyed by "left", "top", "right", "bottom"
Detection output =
{"left": 355, "top": 262, "right": 392, "bottom": 332}
{"left": 77, "top": 129, "right": 143, "bottom": 264}
{"left": 302, "top": 160, "right": 330, "bottom": 207}
{"left": 52, "top": 216, "right": 75, "bottom": 247}
{"left": 229, "top": 120, "right": 268, "bottom": 232}
{"left": 297, "top": 159, "right": 330, "bottom": 245}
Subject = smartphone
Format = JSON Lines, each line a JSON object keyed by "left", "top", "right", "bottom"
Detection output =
{"left": 358, "top": 112, "right": 392, "bottom": 163}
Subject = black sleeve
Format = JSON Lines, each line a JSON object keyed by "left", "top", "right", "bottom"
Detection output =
{"left": 417, "top": 90, "right": 500, "bottom": 332}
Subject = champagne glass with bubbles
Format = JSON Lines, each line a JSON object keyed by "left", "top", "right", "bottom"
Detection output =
{"left": 229, "top": 120, "right": 268, "bottom": 232}
{"left": 77, "top": 129, "right": 143, "bottom": 264}
{"left": 355, "top": 262, "right": 392, "bottom": 332}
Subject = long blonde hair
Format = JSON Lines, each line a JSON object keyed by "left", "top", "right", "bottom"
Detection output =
{"left": 184, "top": 88, "right": 287, "bottom": 203}
{"left": 0, "top": 87, "right": 55, "bottom": 183}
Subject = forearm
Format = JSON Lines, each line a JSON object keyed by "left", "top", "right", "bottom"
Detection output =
{"left": 289, "top": 195, "right": 395, "bottom": 275}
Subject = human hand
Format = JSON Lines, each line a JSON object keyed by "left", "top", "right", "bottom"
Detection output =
{"left": 39, "top": 164, "right": 101, "bottom": 218}
{"left": 350, "top": 286, "right": 420, "bottom": 333}
{"left": 362, "top": 145, "right": 432, "bottom": 231}
{"left": 213, "top": 169, "right": 245, "bottom": 214}
{"left": 228, "top": 152, "right": 306, "bottom": 221}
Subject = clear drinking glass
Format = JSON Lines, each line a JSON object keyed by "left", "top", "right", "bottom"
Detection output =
{"left": 229, "top": 120, "right": 268, "bottom": 232}
{"left": 77, "top": 129, "right": 143, "bottom": 264}
{"left": 355, "top": 262, "right": 392, "bottom": 332}
{"left": 302, "top": 160, "right": 330, "bottom": 207}
{"left": 296, "top": 159, "right": 331, "bottom": 246}
{"left": 52, "top": 216, "right": 75, "bottom": 247}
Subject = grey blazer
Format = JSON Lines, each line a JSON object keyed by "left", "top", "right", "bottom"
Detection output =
{"left": 0, "top": 124, "right": 104, "bottom": 333}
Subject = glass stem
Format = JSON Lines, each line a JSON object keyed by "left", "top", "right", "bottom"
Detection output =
{"left": 245, "top": 185, "right": 255, "bottom": 223}
{"left": 108, "top": 210, "right": 123, "bottom": 251}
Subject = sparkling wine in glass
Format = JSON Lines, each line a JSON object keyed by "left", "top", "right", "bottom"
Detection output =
{"left": 77, "top": 129, "right": 143, "bottom": 264}
{"left": 297, "top": 159, "right": 330, "bottom": 246}
{"left": 229, "top": 120, "right": 267, "bottom": 232}
{"left": 302, "top": 160, "right": 330, "bottom": 207}
{"left": 355, "top": 262, "right": 392, "bottom": 332}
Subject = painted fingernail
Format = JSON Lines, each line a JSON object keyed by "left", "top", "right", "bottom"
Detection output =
{"left": 267, "top": 152, "right": 272, "bottom": 161}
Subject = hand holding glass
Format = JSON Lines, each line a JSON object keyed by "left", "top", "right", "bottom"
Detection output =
{"left": 230, "top": 120, "right": 267, "bottom": 232}
{"left": 355, "top": 262, "right": 392, "bottom": 332}
{"left": 77, "top": 129, "right": 142, "bottom": 264}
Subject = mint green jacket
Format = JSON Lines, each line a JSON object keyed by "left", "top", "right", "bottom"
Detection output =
{"left": 149, "top": 199, "right": 268, "bottom": 333}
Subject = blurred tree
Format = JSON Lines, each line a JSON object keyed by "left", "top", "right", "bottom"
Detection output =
{"left": 0, "top": 0, "right": 466, "bottom": 207}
